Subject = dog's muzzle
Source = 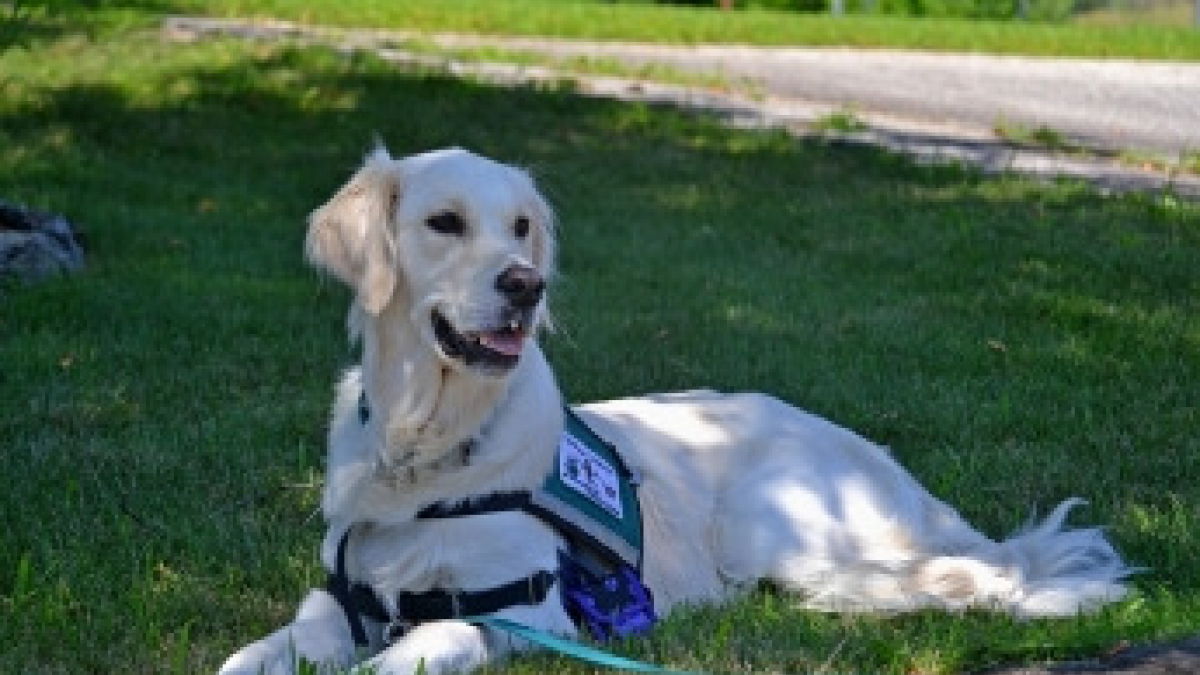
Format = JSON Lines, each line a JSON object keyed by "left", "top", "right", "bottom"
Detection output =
{"left": 431, "top": 266, "right": 544, "bottom": 373}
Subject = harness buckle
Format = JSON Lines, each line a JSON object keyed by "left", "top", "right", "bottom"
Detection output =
{"left": 449, "top": 590, "right": 464, "bottom": 618}
{"left": 384, "top": 616, "right": 413, "bottom": 645}
{"left": 528, "top": 571, "right": 552, "bottom": 604}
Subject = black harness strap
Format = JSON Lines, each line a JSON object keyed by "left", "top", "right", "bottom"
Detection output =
{"left": 326, "top": 526, "right": 557, "bottom": 647}
{"left": 395, "top": 570, "right": 557, "bottom": 626}
{"left": 324, "top": 528, "right": 388, "bottom": 643}
{"left": 416, "top": 489, "right": 637, "bottom": 573}
{"left": 415, "top": 491, "right": 533, "bottom": 519}
{"left": 325, "top": 529, "right": 390, "bottom": 646}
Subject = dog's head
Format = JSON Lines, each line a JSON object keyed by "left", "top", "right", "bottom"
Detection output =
{"left": 306, "top": 147, "right": 555, "bottom": 378}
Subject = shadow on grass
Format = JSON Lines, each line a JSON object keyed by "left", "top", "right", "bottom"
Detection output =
{"left": 2, "top": 36, "right": 1198, "bottom": 673}
{"left": 0, "top": 0, "right": 190, "bottom": 50}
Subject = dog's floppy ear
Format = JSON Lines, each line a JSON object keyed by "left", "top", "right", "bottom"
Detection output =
{"left": 306, "top": 148, "right": 400, "bottom": 315}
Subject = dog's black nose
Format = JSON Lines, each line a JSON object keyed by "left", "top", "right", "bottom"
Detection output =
{"left": 495, "top": 265, "right": 545, "bottom": 308}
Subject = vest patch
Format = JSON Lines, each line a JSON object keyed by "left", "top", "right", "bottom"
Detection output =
{"left": 558, "top": 432, "right": 624, "bottom": 518}
{"left": 531, "top": 408, "right": 644, "bottom": 569}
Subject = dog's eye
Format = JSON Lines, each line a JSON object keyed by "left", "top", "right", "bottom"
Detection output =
{"left": 426, "top": 212, "right": 466, "bottom": 236}
{"left": 514, "top": 217, "right": 530, "bottom": 240}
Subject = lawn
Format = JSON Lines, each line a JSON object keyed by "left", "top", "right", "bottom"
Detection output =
{"left": 2, "top": 8, "right": 1199, "bottom": 675}
{"left": 10, "top": 0, "right": 1200, "bottom": 60}
{"left": 197, "top": 0, "right": 1200, "bottom": 60}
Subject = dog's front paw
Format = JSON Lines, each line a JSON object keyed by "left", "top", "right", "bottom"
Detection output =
{"left": 356, "top": 620, "right": 490, "bottom": 675}
{"left": 217, "top": 637, "right": 296, "bottom": 675}
{"left": 219, "top": 589, "right": 358, "bottom": 674}
{"left": 219, "top": 629, "right": 357, "bottom": 675}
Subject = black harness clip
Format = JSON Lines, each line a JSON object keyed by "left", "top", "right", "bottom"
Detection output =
{"left": 383, "top": 616, "right": 413, "bottom": 644}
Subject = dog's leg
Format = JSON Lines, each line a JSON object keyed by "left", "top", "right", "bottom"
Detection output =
{"left": 355, "top": 598, "right": 576, "bottom": 675}
{"left": 354, "top": 620, "right": 496, "bottom": 675}
{"left": 217, "top": 589, "right": 357, "bottom": 675}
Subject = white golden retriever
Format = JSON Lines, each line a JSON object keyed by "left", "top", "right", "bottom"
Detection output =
{"left": 219, "top": 147, "right": 1132, "bottom": 675}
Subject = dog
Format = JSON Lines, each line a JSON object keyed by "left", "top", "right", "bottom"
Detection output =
{"left": 218, "top": 147, "right": 1132, "bottom": 675}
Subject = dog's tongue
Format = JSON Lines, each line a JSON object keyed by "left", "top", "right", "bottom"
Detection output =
{"left": 479, "top": 330, "right": 524, "bottom": 357}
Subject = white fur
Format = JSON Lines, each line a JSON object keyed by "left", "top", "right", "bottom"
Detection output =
{"left": 219, "top": 148, "right": 1133, "bottom": 675}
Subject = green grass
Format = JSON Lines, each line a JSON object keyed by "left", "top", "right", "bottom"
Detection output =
{"left": 994, "top": 122, "right": 1200, "bottom": 177}
{"left": 9, "top": 0, "right": 1200, "bottom": 61}
{"left": 812, "top": 107, "right": 870, "bottom": 133}
{"left": 1180, "top": 151, "right": 1200, "bottom": 174}
{"left": 1075, "top": 0, "right": 1198, "bottom": 26}
{"left": 994, "top": 120, "right": 1083, "bottom": 153}
{"left": 190, "top": 0, "right": 1200, "bottom": 60}
{"left": 2, "top": 18, "right": 1200, "bottom": 675}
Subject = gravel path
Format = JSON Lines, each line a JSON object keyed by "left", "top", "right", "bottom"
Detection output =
{"left": 429, "top": 35, "right": 1200, "bottom": 158}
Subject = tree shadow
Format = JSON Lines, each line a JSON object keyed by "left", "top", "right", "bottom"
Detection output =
{"left": 1, "top": 1, "right": 190, "bottom": 50}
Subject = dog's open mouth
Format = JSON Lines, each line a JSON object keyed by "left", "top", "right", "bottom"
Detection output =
{"left": 432, "top": 310, "right": 529, "bottom": 371}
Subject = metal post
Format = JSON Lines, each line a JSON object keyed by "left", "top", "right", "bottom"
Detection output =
{"left": 832, "top": 0, "right": 845, "bottom": 16}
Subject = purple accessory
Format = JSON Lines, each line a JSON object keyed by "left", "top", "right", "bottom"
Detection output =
{"left": 558, "top": 550, "right": 657, "bottom": 640}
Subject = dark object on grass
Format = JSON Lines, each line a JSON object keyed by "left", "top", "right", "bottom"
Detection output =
{"left": 979, "top": 633, "right": 1200, "bottom": 675}
{"left": 0, "top": 201, "right": 85, "bottom": 282}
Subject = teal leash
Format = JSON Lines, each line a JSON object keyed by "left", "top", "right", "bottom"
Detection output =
{"left": 469, "top": 616, "right": 877, "bottom": 675}
{"left": 469, "top": 615, "right": 701, "bottom": 674}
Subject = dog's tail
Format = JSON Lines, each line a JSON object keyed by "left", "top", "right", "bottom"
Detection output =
{"left": 796, "top": 498, "right": 1134, "bottom": 617}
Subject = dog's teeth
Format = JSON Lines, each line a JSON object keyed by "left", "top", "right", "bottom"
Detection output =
{"left": 509, "top": 320, "right": 520, "bottom": 332}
